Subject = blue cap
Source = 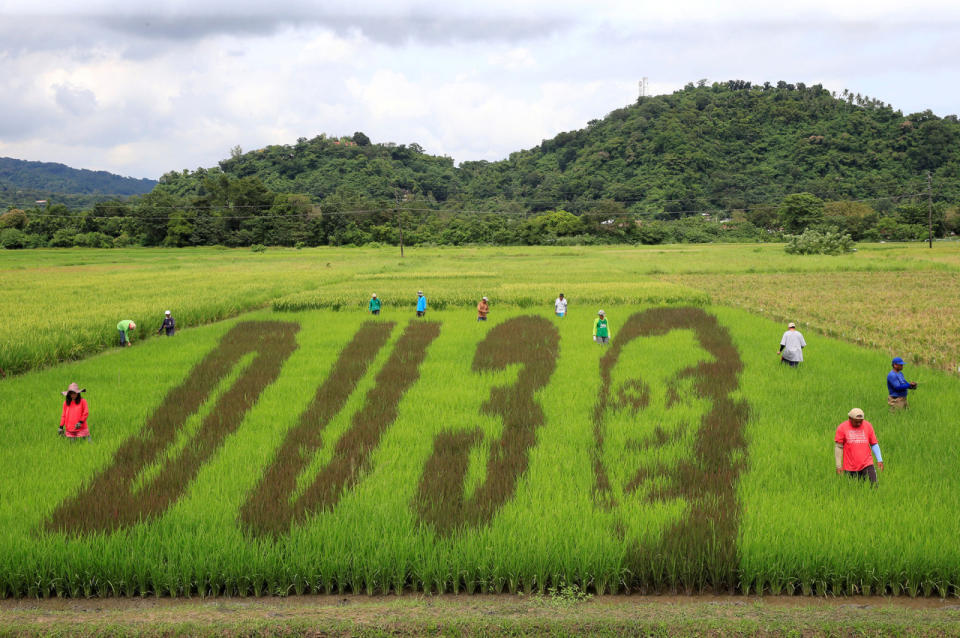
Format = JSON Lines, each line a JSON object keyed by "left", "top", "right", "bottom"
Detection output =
{"left": 892, "top": 357, "right": 905, "bottom": 366}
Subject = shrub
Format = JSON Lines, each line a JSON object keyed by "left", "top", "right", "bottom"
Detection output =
{"left": 250, "top": 244, "right": 267, "bottom": 253}
{"left": 48, "top": 229, "right": 76, "bottom": 248}
{"left": 0, "top": 228, "right": 27, "bottom": 249}
{"left": 784, "top": 229, "right": 855, "bottom": 255}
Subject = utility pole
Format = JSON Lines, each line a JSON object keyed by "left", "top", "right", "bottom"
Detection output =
{"left": 927, "top": 171, "right": 933, "bottom": 248}
{"left": 394, "top": 190, "right": 404, "bottom": 258}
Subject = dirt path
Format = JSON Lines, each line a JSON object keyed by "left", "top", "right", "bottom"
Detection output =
{"left": 3, "top": 594, "right": 960, "bottom": 636}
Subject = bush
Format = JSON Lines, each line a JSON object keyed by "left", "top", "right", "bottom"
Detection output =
{"left": 48, "top": 229, "right": 76, "bottom": 248}
{"left": 0, "top": 228, "right": 27, "bottom": 249}
{"left": 784, "top": 229, "right": 855, "bottom": 255}
{"left": 250, "top": 244, "right": 267, "bottom": 253}
{"left": 294, "top": 241, "right": 306, "bottom": 249}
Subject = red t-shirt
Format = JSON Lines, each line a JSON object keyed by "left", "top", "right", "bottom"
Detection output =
{"left": 834, "top": 419, "right": 878, "bottom": 471}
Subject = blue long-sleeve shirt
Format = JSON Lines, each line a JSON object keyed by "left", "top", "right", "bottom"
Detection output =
{"left": 887, "top": 370, "right": 911, "bottom": 397}
{"left": 416, "top": 296, "right": 427, "bottom": 312}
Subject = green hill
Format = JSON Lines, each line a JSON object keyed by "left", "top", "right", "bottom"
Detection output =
{"left": 0, "top": 157, "right": 157, "bottom": 209}
{"left": 187, "top": 80, "right": 959, "bottom": 213}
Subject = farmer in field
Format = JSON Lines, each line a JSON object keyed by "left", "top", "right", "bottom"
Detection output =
{"left": 117, "top": 320, "right": 136, "bottom": 347}
{"left": 778, "top": 321, "right": 806, "bottom": 366}
{"left": 593, "top": 310, "right": 610, "bottom": 346}
{"left": 887, "top": 356, "right": 917, "bottom": 411}
{"left": 59, "top": 382, "right": 90, "bottom": 440}
{"left": 834, "top": 408, "right": 883, "bottom": 484}
{"left": 369, "top": 293, "right": 381, "bottom": 315}
{"left": 477, "top": 296, "right": 489, "bottom": 321}
{"left": 157, "top": 310, "right": 176, "bottom": 336}
{"left": 416, "top": 291, "right": 427, "bottom": 317}
{"left": 555, "top": 293, "right": 567, "bottom": 318}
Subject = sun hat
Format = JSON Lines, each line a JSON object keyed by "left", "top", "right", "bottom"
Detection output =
{"left": 892, "top": 356, "right": 905, "bottom": 365}
{"left": 482, "top": 296, "right": 488, "bottom": 301}
{"left": 598, "top": 309, "right": 605, "bottom": 316}
{"left": 372, "top": 293, "right": 377, "bottom": 298}
{"left": 165, "top": 310, "right": 171, "bottom": 315}
{"left": 788, "top": 322, "right": 796, "bottom": 328}
{"left": 848, "top": 407, "right": 865, "bottom": 419}
{"left": 418, "top": 290, "right": 423, "bottom": 295}
{"left": 61, "top": 382, "right": 86, "bottom": 396}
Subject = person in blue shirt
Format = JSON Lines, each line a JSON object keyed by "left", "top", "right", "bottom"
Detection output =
{"left": 887, "top": 356, "right": 917, "bottom": 411}
{"left": 416, "top": 290, "right": 427, "bottom": 317}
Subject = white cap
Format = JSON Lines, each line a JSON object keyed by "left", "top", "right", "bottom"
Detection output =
{"left": 482, "top": 296, "right": 488, "bottom": 301}
{"left": 165, "top": 310, "right": 171, "bottom": 315}
{"left": 598, "top": 309, "right": 605, "bottom": 316}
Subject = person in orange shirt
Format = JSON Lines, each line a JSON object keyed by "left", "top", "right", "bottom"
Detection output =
{"left": 834, "top": 407, "right": 883, "bottom": 484}
{"left": 477, "top": 296, "right": 489, "bottom": 322}
{"left": 59, "top": 382, "right": 90, "bottom": 440}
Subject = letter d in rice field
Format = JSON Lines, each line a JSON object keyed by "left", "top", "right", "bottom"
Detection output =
{"left": 592, "top": 307, "right": 748, "bottom": 591}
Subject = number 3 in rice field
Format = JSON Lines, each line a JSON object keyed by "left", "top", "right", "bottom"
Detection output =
{"left": 415, "top": 316, "right": 560, "bottom": 535}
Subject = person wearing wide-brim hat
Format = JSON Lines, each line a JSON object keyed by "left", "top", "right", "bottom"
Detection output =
{"left": 887, "top": 356, "right": 917, "bottom": 411}
{"left": 593, "top": 310, "right": 610, "bottom": 346}
{"left": 59, "top": 382, "right": 90, "bottom": 440}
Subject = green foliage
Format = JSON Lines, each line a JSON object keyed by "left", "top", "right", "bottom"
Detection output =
{"left": 784, "top": 228, "right": 855, "bottom": 255}
{"left": 779, "top": 193, "right": 825, "bottom": 234}
{"left": 0, "top": 208, "right": 28, "bottom": 229}
{"left": 0, "top": 227, "right": 27, "bottom": 249}
{"left": 250, "top": 243, "right": 267, "bottom": 253}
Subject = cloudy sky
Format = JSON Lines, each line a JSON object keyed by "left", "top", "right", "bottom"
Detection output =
{"left": 1, "top": 0, "right": 958, "bottom": 179}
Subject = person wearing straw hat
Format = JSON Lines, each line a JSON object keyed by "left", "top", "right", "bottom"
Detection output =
{"left": 416, "top": 291, "right": 427, "bottom": 317}
{"left": 369, "top": 293, "right": 381, "bottom": 315}
{"left": 834, "top": 408, "right": 883, "bottom": 484}
{"left": 59, "top": 382, "right": 90, "bottom": 440}
{"left": 778, "top": 321, "right": 806, "bottom": 367}
{"left": 887, "top": 356, "right": 917, "bottom": 411}
{"left": 593, "top": 310, "right": 610, "bottom": 346}
{"left": 117, "top": 319, "right": 136, "bottom": 347}
{"left": 477, "top": 296, "right": 489, "bottom": 322}
{"left": 158, "top": 310, "right": 176, "bottom": 336}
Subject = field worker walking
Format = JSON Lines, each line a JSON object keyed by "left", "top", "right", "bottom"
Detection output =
{"left": 369, "top": 293, "right": 381, "bottom": 315}
{"left": 416, "top": 291, "right": 427, "bottom": 317}
{"left": 778, "top": 321, "right": 806, "bottom": 367}
{"left": 887, "top": 356, "right": 917, "bottom": 411}
{"left": 117, "top": 320, "right": 136, "bottom": 347}
{"left": 593, "top": 310, "right": 610, "bottom": 346}
{"left": 834, "top": 408, "right": 883, "bottom": 484}
{"left": 477, "top": 296, "right": 489, "bottom": 321}
{"left": 555, "top": 293, "right": 567, "bottom": 318}
{"left": 157, "top": 310, "right": 176, "bottom": 337}
{"left": 59, "top": 382, "right": 90, "bottom": 440}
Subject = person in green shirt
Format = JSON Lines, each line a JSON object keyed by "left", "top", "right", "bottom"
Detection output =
{"left": 593, "top": 310, "right": 610, "bottom": 346}
{"left": 117, "top": 320, "right": 136, "bottom": 347}
{"left": 369, "top": 293, "right": 381, "bottom": 315}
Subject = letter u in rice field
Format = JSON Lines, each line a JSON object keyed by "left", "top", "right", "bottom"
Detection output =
{"left": 592, "top": 307, "right": 747, "bottom": 590}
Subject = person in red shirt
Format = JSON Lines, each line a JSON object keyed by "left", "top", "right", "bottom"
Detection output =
{"left": 59, "top": 382, "right": 90, "bottom": 440}
{"left": 834, "top": 407, "right": 883, "bottom": 484}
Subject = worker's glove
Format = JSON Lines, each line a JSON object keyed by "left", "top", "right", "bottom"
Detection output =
{"left": 57, "top": 425, "right": 65, "bottom": 436}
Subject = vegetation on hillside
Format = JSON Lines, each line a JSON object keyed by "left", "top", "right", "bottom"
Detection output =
{"left": 3, "top": 81, "right": 959, "bottom": 247}
{"left": 0, "top": 157, "right": 156, "bottom": 210}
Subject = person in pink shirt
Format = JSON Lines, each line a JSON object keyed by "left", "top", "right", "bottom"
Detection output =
{"left": 834, "top": 407, "right": 883, "bottom": 484}
{"left": 59, "top": 382, "right": 90, "bottom": 441}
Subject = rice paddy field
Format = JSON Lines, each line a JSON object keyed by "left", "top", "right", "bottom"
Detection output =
{"left": 1, "top": 243, "right": 959, "bottom": 600}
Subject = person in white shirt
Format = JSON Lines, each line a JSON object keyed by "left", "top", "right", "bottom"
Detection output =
{"left": 778, "top": 321, "right": 806, "bottom": 367}
{"left": 554, "top": 293, "right": 567, "bottom": 318}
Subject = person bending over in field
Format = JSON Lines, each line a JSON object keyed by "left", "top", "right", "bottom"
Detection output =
{"left": 157, "top": 310, "right": 176, "bottom": 336}
{"left": 369, "top": 293, "right": 381, "bottom": 315}
{"left": 59, "top": 382, "right": 90, "bottom": 441}
{"left": 477, "top": 296, "right": 489, "bottom": 321}
{"left": 555, "top": 293, "right": 567, "bottom": 318}
{"left": 778, "top": 321, "right": 806, "bottom": 367}
{"left": 887, "top": 356, "right": 917, "bottom": 411}
{"left": 416, "top": 291, "right": 427, "bottom": 317}
{"left": 117, "top": 319, "right": 136, "bottom": 347}
{"left": 835, "top": 408, "right": 883, "bottom": 484}
{"left": 593, "top": 310, "right": 610, "bottom": 346}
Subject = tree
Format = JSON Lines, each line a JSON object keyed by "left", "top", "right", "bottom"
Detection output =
{"left": 352, "top": 131, "right": 371, "bottom": 146}
{"left": 779, "top": 193, "right": 825, "bottom": 234}
{"left": 0, "top": 208, "right": 27, "bottom": 229}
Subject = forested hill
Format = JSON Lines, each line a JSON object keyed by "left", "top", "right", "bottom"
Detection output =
{"left": 154, "top": 80, "right": 959, "bottom": 214}
{"left": 0, "top": 157, "right": 157, "bottom": 208}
